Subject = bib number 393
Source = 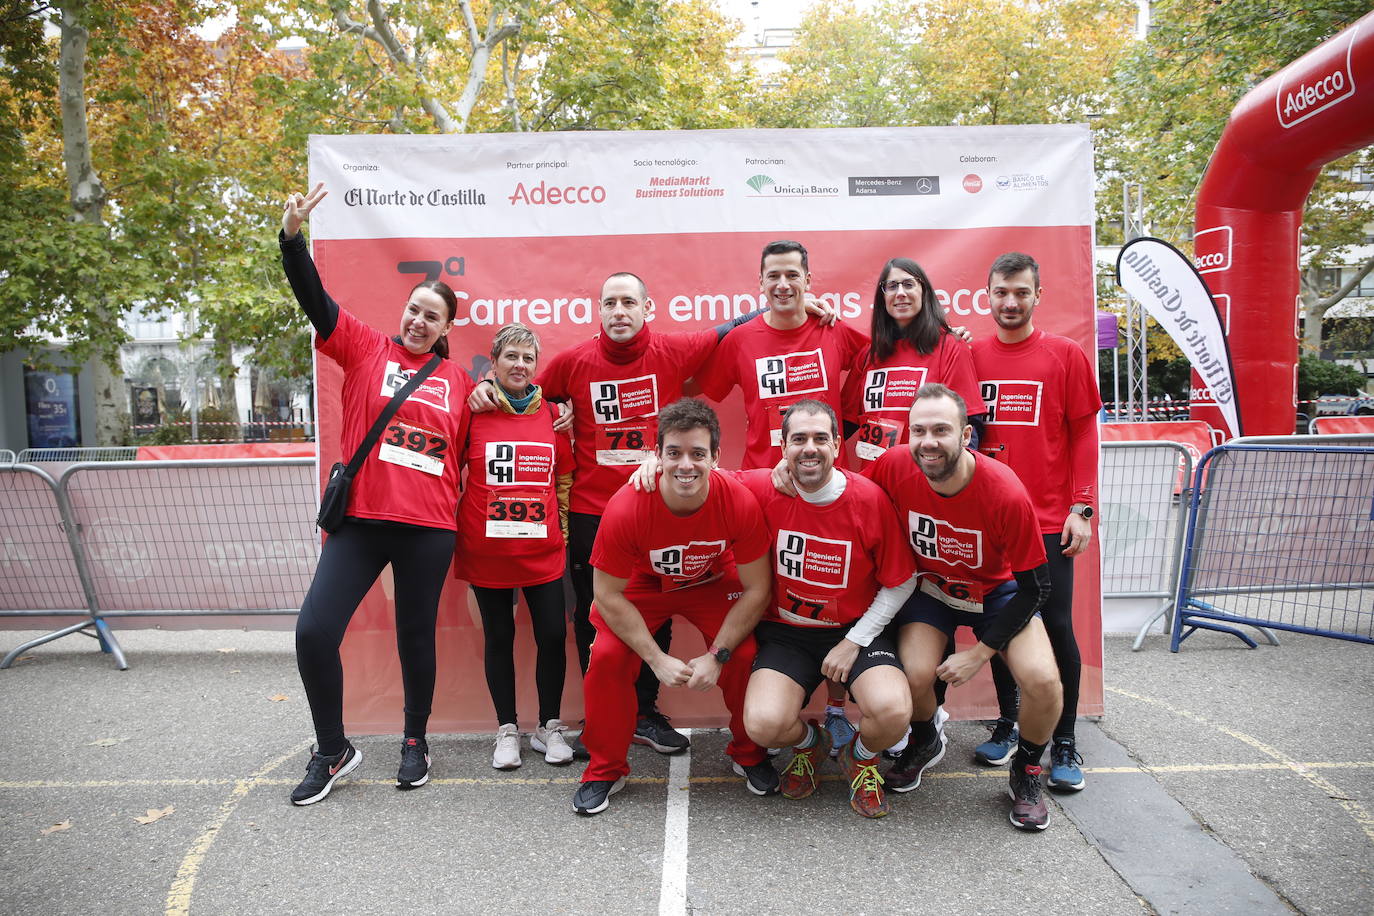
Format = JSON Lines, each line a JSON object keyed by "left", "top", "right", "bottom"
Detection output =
{"left": 486, "top": 496, "right": 548, "bottom": 539}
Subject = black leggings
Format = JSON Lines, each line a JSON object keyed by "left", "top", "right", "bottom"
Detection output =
{"left": 569, "top": 511, "right": 672, "bottom": 716}
{"left": 987, "top": 533, "right": 1082, "bottom": 739}
{"left": 296, "top": 520, "right": 455, "bottom": 756}
{"left": 472, "top": 580, "right": 567, "bottom": 726}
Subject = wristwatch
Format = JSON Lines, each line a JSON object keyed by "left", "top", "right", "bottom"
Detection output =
{"left": 711, "top": 644, "right": 732, "bottom": 664}
{"left": 1069, "top": 503, "right": 1094, "bottom": 519}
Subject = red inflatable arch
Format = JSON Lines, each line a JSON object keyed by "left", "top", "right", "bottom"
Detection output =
{"left": 1192, "top": 11, "right": 1374, "bottom": 436}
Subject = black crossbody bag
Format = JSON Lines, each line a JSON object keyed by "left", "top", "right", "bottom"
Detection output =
{"left": 316, "top": 353, "right": 443, "bottom": 533}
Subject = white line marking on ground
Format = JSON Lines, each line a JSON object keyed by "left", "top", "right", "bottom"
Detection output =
{"left": 659, "top": 729, "right": 692, "bottom": 916}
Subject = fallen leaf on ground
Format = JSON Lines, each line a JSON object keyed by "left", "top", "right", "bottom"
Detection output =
{"left": 41, "top": 821, "right": 71, "bottom": 835}
{"left": 268, "top": 694, "right": 288, "bottom": 702}
{"left": 87, "top": 738, "right": 124, "bottom": 747}
{"left": 18, "top": 655, "right": 35, "bottom": 661}
{"left": 134, "top": 806, "right": 173, "bottom": 825}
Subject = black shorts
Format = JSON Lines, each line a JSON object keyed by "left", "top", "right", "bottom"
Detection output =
{"left": 890, "top": 579, "right": 1023, "bottom": 641}
{"left": 751, "top": 619, "right": 902, "bottom": 699}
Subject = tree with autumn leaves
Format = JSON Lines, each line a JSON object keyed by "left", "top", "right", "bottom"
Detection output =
{"left": 3, "top": 0, "right": 1370, "bottom": 443}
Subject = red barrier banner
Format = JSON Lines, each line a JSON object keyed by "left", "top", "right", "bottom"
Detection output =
{"left": 307, "top": 127, "right": 1103, "bottom": 732}
{"left": 1312, "top": 416, "right": 1374, "bottom": 435}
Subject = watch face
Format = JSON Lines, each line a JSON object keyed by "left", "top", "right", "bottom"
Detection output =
{"left": 714, "top": 647, "right": 731, "bottom": 663}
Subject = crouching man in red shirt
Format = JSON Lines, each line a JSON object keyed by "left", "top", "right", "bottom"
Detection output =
{"left": 573, "top": 398, "right": 776, "bottom": 815}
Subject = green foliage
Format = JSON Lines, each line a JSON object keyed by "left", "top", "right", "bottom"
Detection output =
{"left": 1298, "top": 355, "right": 1367, "bottom": 399}
{"left": 1103, "top": 1, "right": 1372, "bottom": 243}
{"left": 756, "top": 0, "right": 1136, "bottom": 128}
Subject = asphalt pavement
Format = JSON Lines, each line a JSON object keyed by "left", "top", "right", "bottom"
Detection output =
{"left": 1, "top": 627, "right": 1371, "bottom": 915}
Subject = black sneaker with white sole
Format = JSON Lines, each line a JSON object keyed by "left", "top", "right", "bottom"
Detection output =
{"left": 396, "top": 736, "right": 430, "bottom": 789}
{"left": 732, "top": 758, "right": 781, "bottom": 796}
{"left": 885, "top": 732, "right": 946, "bottom": 793}
{"left": 633, "top": 711, "right": 690, "bottom": 754}
{"left": 572, "top": 776, "right": 626, "bottom": 815}
{"left": 291, "top": 744, "right": 362, "bottom": 806}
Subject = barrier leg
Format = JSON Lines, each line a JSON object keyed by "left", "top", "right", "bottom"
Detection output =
{"left": 1255, "top": 626, "right": 1281, "bottom": 646}
{"left": 94, "top": 618, "right": 129, "bottom": 670}
{"left": 1177, "top": 615, "right": 1259, "bottom": 649}
{"left": 1, "top": 618, "right": 129, "bottom": 670}
{"left": 1131, "top": 599, "right": 1174, "bottom": 651}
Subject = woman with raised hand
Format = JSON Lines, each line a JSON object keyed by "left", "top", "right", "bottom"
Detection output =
{"left": 281, "top": 183, "right": 473, "bottom": 805}
{"left": 454, "top": 323, "right": 575, "bottom": 770}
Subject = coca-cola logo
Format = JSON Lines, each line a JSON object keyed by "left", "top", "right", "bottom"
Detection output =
{"left": 962, "top": 174, "right": 982, "bottom": 193}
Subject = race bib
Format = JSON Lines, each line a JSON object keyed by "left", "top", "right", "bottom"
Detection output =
{"left": 485, "top": 493, "right": 549, "bottom": 539}
{"left": 854, "top": 416, "right": 902, "bottom": 461}
{"left": 920, "top": 575, "right": 985, "bottom": 613}
{"left": 777, "top": 589, "right": 840, "bottom": 627}
{"left": 594, "top": 421, "right": 653, "bottom": 466}
{"left": 378, "top": 422, "right": 447, "bottom": 476}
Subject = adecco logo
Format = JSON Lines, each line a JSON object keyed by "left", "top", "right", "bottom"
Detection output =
{"left": 508, "top": 181, "right": 606, "bottom": 205}
{"left": 1193, "top": 226, "right": 1232, "bottom": 274}
{"left": 1275, "top": 31, "right": 1357, "bottom": 127}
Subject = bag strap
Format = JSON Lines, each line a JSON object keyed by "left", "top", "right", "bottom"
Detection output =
{"left": 342, "top": 353, "right": 443, "bottom": 477}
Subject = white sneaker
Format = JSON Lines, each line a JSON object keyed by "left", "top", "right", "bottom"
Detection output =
{"left": 492, "top": 723, "right": 522, "bottom": 770}
{"left": 531, "top": 719, "right": 574, "bottom": 766}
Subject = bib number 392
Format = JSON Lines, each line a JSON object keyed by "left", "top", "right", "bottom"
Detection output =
{"left": 378, "top": 423, "right": 447, "bottom": 476}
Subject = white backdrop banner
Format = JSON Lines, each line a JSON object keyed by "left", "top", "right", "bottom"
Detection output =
{"left": 305, "top": 125, "right": 1105, "bottom": 731}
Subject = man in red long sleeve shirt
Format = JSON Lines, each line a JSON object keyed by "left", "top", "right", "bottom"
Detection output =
{"left": 970, "top": 251, "right": 1101, "bottom": 793}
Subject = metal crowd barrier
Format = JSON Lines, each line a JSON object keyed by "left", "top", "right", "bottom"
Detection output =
{"left": 1100, "top": 441, "right": 1192, "bottom": 650}
{"left": 0, "top": 459, "right": 319, "bottom": 669}
{"left": 1171, "top": 444, "right": 1374, "bottom": 651}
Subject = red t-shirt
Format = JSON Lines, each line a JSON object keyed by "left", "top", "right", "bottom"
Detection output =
{"left": 735, "top": 469, "right": 915, "bottom": 628}
{"left": 972, "top": 329, "right": 1102, "bottom": 533}
{"left": 317, "top": 308, "right": 473, "bottom": 530}
{"left": 866, "top": 447, "right": 1046, "bottom": 613}
{"left": 453, "top": 401, "right": 573, "bottom": 588}
{"left": 591, "top": 470, "right": 770, "bottom": 602}
{"left": 695, "top": 317, "right": 867, "bottom": 469}
{"left": 540, "top": 328, "right": 716, "bottom": 516}
{"left": 842, "top": 333, "right": 985, "bottom": 467}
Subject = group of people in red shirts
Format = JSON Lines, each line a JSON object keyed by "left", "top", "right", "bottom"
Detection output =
{"left": 279, "top": 183, "right": 1101, "bottom": 832}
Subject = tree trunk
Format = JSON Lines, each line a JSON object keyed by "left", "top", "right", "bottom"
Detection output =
{"left": 58, "top": 1, "right": 126, "bottom": 445}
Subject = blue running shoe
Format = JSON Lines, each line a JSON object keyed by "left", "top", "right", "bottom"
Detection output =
{"left": 1048, "top": 737, "right": 1086, "bottom": 792}
{"left": 974, "top": 717, "right": 1018, "bottom": 766}
{"left": 824, "top": 709, "right": 856, "bottom": 759}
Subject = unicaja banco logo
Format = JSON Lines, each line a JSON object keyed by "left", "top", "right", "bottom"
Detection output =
{"left": 746, "top": 174, "right": 775, "bottom": 193}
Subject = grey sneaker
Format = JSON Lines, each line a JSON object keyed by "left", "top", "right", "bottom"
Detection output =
{"left": 492, "top": 723, "right": 522, "bottom": 770}
{"left": 532, "top": 719, "right": 574, "bottom": 766}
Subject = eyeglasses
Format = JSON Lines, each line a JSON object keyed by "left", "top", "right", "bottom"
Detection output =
{"left": 883, "top": 279, "right": 920, "bottom": 294}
